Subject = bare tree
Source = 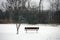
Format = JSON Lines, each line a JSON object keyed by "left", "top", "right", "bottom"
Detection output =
{"left": 49, "top": 0, "right": 60, "bottom": 11}
{"left": 55, "top": 0, "right": 60, "bottom": 11}
{"left": 48, "top": 0, "right": 60, "bottom": 23}
{"left": 28, "top": 0, "right": 30, "bottom": 8}
{"left": 1, "top": 0, "right": 28, "bottom": 34}
{"left": 39, "top": 0, "right": 42, "bottom": 12}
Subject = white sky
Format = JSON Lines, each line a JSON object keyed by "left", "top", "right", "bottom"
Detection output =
{"left": 27, "top": 0, "right": 50, "bottom": 10}
{"left": 0, "top": 0, "right": 6, "bottom": 3}
{"left": 0, "top": 0, "right": 50, "bottom": 10}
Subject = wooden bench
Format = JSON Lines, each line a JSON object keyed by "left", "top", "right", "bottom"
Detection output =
{"left": 25, "top": 27, "right": 39, "bottom": 32}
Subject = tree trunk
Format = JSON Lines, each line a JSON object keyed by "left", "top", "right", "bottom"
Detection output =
{"left": 16, "top": 23, "right": 21, "bottom": 34}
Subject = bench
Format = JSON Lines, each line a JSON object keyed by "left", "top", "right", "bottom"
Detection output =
{"left": 25, "top": 27, "right": 39, "bottom": 32}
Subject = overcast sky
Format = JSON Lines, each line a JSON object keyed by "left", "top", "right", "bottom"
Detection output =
{"left": 0, "top": 0, "right": 50, "bottom": 10}
{"left": 0, "top": 0, "right": 6, "bottom": 3}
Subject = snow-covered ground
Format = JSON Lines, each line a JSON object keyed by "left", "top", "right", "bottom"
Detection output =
{"left": 0, "top": 24, "right": 60, "bottom": 40}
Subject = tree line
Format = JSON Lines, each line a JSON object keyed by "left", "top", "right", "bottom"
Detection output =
{"left": 0, "top": 0, "right": 60, "bottom": 24}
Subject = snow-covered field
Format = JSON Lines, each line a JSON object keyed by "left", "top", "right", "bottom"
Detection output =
{"left": 0, "top": 24, "right": 60, "bottom": 40}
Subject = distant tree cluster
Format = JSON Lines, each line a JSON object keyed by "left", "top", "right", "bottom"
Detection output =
{"left": 0, "top": 0, "right": 60, "bottom": 24}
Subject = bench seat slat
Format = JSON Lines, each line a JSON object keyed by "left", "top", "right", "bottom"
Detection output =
{"left": 25, "top": 27, "right": 39, "bottom": 29}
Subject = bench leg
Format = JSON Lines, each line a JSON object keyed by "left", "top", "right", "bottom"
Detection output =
{"left": 25, "top": 30, "right": 27, "bottom": 33}
{"left": 36, "top": 30, "right": 38, "bottom": 33}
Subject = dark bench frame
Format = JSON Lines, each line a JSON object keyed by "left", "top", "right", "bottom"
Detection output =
{"left": 25, "top": 27, "right": 39, "bottom": 32}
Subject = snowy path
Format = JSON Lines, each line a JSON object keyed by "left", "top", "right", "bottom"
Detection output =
{"left": 0, "top": 24, "right": 60, "bottom": 40}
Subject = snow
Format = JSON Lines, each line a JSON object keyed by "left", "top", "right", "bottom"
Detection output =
{"left": 0, "top": 24, "right": 60, "bottom": 40}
